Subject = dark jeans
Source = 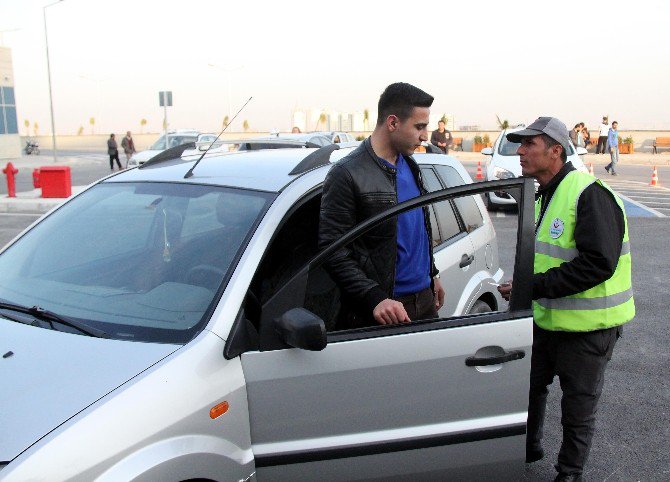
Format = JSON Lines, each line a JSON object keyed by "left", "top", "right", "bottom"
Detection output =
{"left": 596, "top": 136, "right": 608, "bottom": 154}
{"left": 109, "top": 150, "right": 122, "bottom": 170}
{"left": 527, "top": 323, "right": 622, "bottom": 475}
{"left": 394, "top": 286, "right": 438, "bottom": 320}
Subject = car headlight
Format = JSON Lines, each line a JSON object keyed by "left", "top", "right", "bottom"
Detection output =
{"left": 491, "top": 166, "right": 515, "bottom": 179}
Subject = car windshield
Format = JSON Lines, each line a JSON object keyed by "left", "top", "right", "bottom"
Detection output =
{"left": 498, "top": 133, "right": 575, "bottom": 156}
{"left": 149, "top": 135, "right": 198, "bottom": 150}
{"left": 0, "top": 182, "right": 273, "bottom": 344}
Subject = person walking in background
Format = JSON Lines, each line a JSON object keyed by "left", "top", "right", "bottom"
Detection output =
{"left": 596, "top": 116, "right": 609, "bottom": 154}
{"left": 498, "top": 116, "right": 634, "bottom": 481}
{"left": 121, "top": 131, "right": 136, "bottom": 167}
{"left": 580, "top": 122, "right": 590, "bottom": 147}
{"left": 107, "top": 134, "right": 122, "bottom": 170}
{"left": 430, "top": 120, "right": 452, "bottom": 154}
{"left": 605, "top": 121, "right": 619, "bottom": 175}
{"left": 569, "top": 124, "right": 581, "bottom": 147}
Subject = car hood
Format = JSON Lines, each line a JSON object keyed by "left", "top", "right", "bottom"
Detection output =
{"left": 0, "top": 318, "right": 180, "bottom": 461}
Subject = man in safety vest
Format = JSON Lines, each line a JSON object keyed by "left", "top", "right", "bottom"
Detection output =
{"left": 498, "top": 117, "right": 634, "bottom": 482}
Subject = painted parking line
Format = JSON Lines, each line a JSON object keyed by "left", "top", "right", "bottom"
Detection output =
{"left": 605, "top": 179, "right": 669, "bottom": 218}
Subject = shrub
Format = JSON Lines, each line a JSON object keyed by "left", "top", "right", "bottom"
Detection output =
{"left": 474, "top": 135, "right": 483, "bottom": 144}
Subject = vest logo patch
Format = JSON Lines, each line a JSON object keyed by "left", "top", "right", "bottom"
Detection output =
{"left": 549, "top": 218, "right": 564, "bottom": 238}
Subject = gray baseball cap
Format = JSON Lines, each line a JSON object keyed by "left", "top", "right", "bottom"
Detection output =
{"left": 506, "top": 117, "right": 570, "bottom": 153}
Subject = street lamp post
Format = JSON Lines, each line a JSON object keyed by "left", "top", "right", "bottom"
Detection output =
{"left": 43, "top": 0, "right": 63, "bottom": 163}
{"left": 207, "top": 63, "right": 244, "bottom": 122}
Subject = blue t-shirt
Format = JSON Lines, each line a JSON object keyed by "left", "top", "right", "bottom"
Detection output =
{"left": 383, "top": 154, "right": 431, "bottom": 297}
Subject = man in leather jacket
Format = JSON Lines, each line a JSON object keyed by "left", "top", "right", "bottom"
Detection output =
{"left": 319, "top": 83, "right": 445, "bottom": 329}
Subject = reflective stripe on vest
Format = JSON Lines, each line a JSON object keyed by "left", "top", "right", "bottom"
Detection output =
{"left": 533, "top": 170, "right": 635, "bottom": 331}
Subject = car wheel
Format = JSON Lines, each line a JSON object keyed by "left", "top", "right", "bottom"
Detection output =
{"left": 468, "top": 299, "right": 492, "bottom": 314}
{"left": 486, "top": 193, "right": 498, "bottom": 212}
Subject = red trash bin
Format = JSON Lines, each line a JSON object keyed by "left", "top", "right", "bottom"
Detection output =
{"left": 40, "top": 166, "right": 72, "bottom": 198}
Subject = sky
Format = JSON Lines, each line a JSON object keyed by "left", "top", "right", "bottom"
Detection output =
{"left": 0, "top": 0, "right": 668, "bottom": 136}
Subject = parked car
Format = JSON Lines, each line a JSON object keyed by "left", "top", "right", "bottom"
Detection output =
{"left": 481, "top": 124, "right": 589, "bottom": 210}
{"left": 320, "top": 131, "right": 357, "bottom": 143}
{"left": 237, "top": 132, "right": 333, "bottom": 150}
{"left": 0, "top": 144, "right": 536, "bottom": 481}
{"left": 127, "top": 129, "right": 201, "bottom": 167}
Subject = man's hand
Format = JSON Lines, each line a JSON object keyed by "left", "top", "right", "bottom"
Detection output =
{"left": 434, "top": 277, "right": 445, "bottom": 310}
{"left": 373, "top": 299, "right": 410, "bottom": 325}
{"left": 497, "top": 280, "right": 513, "bottom": 301}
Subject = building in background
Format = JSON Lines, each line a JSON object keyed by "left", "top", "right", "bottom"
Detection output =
{"left": 0, "top": 46, "right": 21, "bottom": 159}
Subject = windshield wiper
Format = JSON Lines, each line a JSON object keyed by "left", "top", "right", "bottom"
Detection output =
{"left": 0, "top": 301, "right": 109, "bottom": 338}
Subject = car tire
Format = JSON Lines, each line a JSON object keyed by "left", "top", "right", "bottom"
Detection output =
{"left": 486, "top": 193, "right": 498, "bottom": 212}
{"left": 468, "top": 299, "right": 492, "bottom": 314}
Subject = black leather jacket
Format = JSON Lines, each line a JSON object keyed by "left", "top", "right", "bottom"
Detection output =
{"left": 319, "top": 138, "right": 437, "bottom": 326}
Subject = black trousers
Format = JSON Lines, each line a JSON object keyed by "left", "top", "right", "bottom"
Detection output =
{"left": 109, "top": 150, "right": 122, "bottom": 169}
{"left": 596, "top": 136, "right": 608, "bottom": 154}
{"left": 527, "top": 323, "right": 621, "bottom": 475}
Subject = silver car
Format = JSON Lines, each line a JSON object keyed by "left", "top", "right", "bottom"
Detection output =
{"left": 0, "top": 144, "right": 536, "bottom": 481}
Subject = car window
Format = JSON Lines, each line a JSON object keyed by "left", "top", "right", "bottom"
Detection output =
{"left": 421, "top": 167, "right": 461, "bottom": 243}
{"left": 434, "top": 165, "right": 483, "bottom": 233}
{"left": 0, "top": 182, "right": 273, "bottom": 344}
{"left": 149, "top": 135, "right": 167, "bottom": 150}
{"left": 248, "top": 179, "right": 533, "bottom": 352}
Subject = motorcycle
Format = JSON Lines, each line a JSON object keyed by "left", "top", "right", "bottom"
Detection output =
{"left": 25, "top": 139, "right": 40, "bottom": 155}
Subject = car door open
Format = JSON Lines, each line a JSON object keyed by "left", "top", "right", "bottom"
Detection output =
{"left": 234, "top": 178, "right": 536, "bottom": 480}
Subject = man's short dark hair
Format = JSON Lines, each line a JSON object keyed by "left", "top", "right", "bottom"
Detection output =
{"left": 540, "top": 134, "right": 567, "bottom": 163}
{"left": 377, "top": 82, "right": 433, "bottom": 126}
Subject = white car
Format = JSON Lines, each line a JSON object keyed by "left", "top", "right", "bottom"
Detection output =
{"left": 320, "top": 131, "right": 357, "bottom": 143}
{"left": 127, "top": 130, "right": 201, "bottom": 167}
{"left": 0, "top": 144, "right": 536, "bottom": 481}
{"left": 481, "top": 124, "right": 589, "bottom": 210}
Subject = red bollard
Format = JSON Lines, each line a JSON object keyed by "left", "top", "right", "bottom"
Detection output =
{"left": 32, "top": 168, "right": 41, "bottom": 189}
{"left": 3, "top": 162, "right": 18, "bottom": 198}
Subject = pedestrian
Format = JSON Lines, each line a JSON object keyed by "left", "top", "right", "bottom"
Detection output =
{"left": 107, "top": 134, "right": 122, "bottom": 170}
{"left": 568, "top": 124, "right": 581, "bottom": 147}
{"left": 596, "top": 116, "right": 609, "bottom": 154}
{"left": 497, "top": 117, "right": 635, "bottom": 481}
{"left": 121, "top": 131, "right": 136, "bottom": 167}
{"left": 319, "top": 82, "right": 445, "bottom": 329}
{"left": 430, "top": 120, "right": 452, "bottom": 154}
{"left": 291, "top": 126, "right": 301, "bottom": 133}
{"left": 605, "top": 121, "right": 619, "bottom": 175}
{"left": 579, "top": 122, "right": 590, "bottom": 147}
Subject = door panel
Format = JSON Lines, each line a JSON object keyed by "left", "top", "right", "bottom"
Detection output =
{"left": 240, "top": 179, "right": 536, "bottom": 480}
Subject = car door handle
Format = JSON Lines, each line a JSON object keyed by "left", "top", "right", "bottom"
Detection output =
{"left": 459, "top": 253, "right": 474, "bottom": 268}
{"left": 465, "top": 350, "right": 525, "bottom": 367}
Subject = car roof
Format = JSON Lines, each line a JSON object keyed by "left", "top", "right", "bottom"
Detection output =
{"left": 106, "top": 147, "right": 468, "bottom": 193}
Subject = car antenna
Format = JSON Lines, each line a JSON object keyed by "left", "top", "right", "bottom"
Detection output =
{"left": 184, "top": 96, "right": 253, "bottom": 179}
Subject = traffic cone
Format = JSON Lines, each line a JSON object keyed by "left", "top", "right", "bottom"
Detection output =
{"left": 475, "top": 160, "right": 484, "bottom": 180}
{"left": 588, "top": 163, "right": 594, "bottom": 176}
{"left": 650, "top": 166, "right": 660, "bottom": 187}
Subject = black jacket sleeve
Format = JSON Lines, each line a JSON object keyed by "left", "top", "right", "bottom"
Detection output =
{"left": 533, "top": 183, "right": 625, "bottom": 299}
{"left": 319, "top": 164, "right": 388, "bottom": 313}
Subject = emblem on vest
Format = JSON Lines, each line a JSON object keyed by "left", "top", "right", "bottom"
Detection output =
{"left": 549, "top": 218, "right": 564, "bottom": 238}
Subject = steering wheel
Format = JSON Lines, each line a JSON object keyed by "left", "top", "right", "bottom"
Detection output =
{"left": 187, "top": 264, "right": 226, "bottom": 290}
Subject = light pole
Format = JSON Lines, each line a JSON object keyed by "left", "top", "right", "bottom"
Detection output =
{"left": 207, "top": 63, "right": 244, "bottom": 121}
{"left": 43, "top": 0, "right": 63, "bottom": 163}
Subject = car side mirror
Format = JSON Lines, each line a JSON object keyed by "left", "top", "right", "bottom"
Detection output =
{"left": 576, "top": 147, "right": 588, "bottom": 155}
{"left": 274, "top": 308, "right": 327, "bottom": 351}
{"left": 480, "top": 147, "right": 493, "bottom": 155}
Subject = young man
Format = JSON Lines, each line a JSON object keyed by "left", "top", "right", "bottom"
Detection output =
{"left": 605, "top": 121, "right": 619, "bottom": 175}
{"left": 596, "top": 116, "right": 609, "bottom": 154}
{"left": 498, "top": 117, "right": 634, "bottom": 481}
{"left": 319, "top": 82, "right": 445, "bottom": 328}
{"left": 430, "top": 120, "right": 453, "bottom": 154}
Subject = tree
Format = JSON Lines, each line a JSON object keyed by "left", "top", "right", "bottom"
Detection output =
{"left": 495, "top": 115, "right": 510, "bottom": 130}
{"left": 440, "top": 114, "right": 449, "bottom": 125}
{"left": 33, "top": 122, "right": 39, "bottom": 136}
{"left": 140, "top": 118, "right": 147, "bottom": 134}
{"left": 77, "top": 126, "right": 84, "bottom": 136}
{"left": 89, "top": 117, "right": 95, "bottom": 135}
{"left": 243, "top": 120, "right": 249, "bottom": 132}
{"left": 222, "top": 115, "right": 229, "bottom": 130}
{"left": 24, "top": 119, "right": 30, "bottom": 136}
{"left": 363, "top": 109, "right": 369, "bottom": 131}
